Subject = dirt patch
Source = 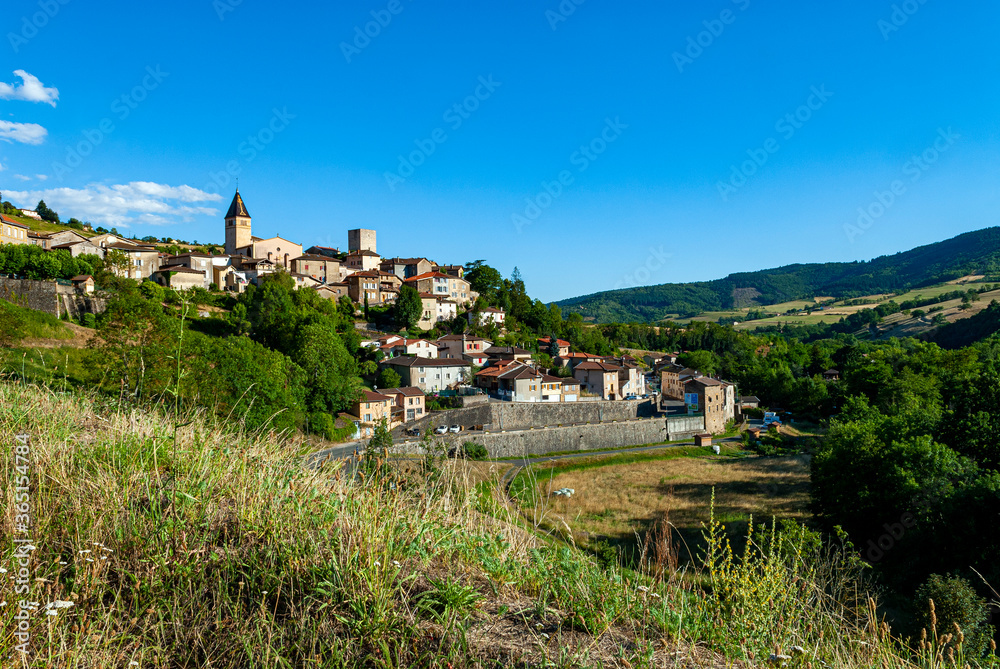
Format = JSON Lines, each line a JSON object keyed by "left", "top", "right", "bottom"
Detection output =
{"left": 21, "top": 321, "right": 96, "bottom": 349}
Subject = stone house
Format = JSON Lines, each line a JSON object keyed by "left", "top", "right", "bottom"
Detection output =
{"left": 436, "top": 334, "right": 492, "bottom": 360}
{"left": 380, "top": 357, "right": 471, "bottom": 394}
{"left": 683, "top": 377, "right": 736, "bottom": 434}
{"left": 660, "top": 364, "right": 702, "bottom": 401}
{"left": 152, "top": 265, "right": 205, "bottom": 290}
{"left": 344, "top": 249, "right": 382, "bottom": 273}
{"left": 418, "top": 293, "right": 457, "bottom": 329}
{"left": 404, "top": 271, "right": 472, "bottom": 305}
{"left": 345, "top": 270, "right": 401, "bottom": 305}
{"left": 379, "top": 257, "right": 434, "bottom": 280}
{"left": 573, "top": 361, "right": 624, "bottom": 400}
{"left": 291, "top": 253, "right": 341, "bottom": 284}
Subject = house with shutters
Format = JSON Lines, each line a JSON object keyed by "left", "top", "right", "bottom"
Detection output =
{"left": 380, "top": 357, "right": 471, "bottom": 394}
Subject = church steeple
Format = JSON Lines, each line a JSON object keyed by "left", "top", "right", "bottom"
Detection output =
{"left": 225, "top": 189, "right": 250, "bottom": 219}
{"left": 224, "top": 189, "right": 252, "bottom": 256}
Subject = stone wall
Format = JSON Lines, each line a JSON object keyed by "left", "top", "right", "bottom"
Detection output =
{"left": 0, "top": 278, "right": 106, "bottom": 319}
{"left": 396, "top": 413, "right": 706, "bottom": 458}
{"left": 397, "top": 398, "right": 658, "bottom": 436}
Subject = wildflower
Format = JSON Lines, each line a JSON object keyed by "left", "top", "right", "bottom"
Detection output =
{"left": 392, "top": 561, "right": 400, "bottom": 567}
{"left": 790, "top": 646, "right": 806, "bottom": 655}
{"left": 373, "top": 561, "right": 381, "bottom": 567}
{"left": 540, "top": 633, "right": 550, "bottom": 640}
{"left": 637, "top": 585, "right": 649, "bottom": 592}
{"left": 60, "top": 562, "right": 67, "bottom": 565}
{"left": 79, "top": 550, "right": 91, "bottom": 554}
{"left": 650, "top": 592, "right": 661, "bottom": 598}
{"left": 46, "top": 610, "right": 59, "bottom": 616}
{"left": 0, "top": 568, "right": 6, "bottom": 574}
{"left": 86, "top": 558, "right": 94, "bottom": 562}
{"left": 130, "top": 663, "right": 139, "bottom": 667}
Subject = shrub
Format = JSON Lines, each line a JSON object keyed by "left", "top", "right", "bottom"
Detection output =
{"left": 913, "top": 573, "right": 993, "bottom": 656}
{"left": 461, "top": 441, "right": 488, "bottom": 460}
{"left": 82, "top": 312, "right": 97, "bottom": 329}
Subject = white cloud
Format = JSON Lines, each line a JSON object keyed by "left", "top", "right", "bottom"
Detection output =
{"left": 0, "top": 70, "right": 59, "bottom": 107}
{"left": 34, "top": 174, "right": 47, "bottom": 181}
{"left": 13, "top": 174, "right": 32, "bottom": 181}
{"left": 0, "top": 162, "right": 4, "bottom": 171}
{"left": 0, "top": 120, "right": 47, "bottom": 145}
{"left": 6, "top": 182, "right": 223, "bottom": 227}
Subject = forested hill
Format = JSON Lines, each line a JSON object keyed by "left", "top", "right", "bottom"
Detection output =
{"left": 557, "top": 226, "right": 1000, "bottom": 323}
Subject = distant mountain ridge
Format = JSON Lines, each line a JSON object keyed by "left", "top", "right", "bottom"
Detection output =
{"left": 557, "top": 227, "right": 1000, "bottom": 323}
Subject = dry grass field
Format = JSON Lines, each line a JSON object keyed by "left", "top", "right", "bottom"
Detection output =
{"left": 522, "top": 447, "right": 812, "bottom": 561}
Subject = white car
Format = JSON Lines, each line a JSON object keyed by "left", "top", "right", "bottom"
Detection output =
{"left": 449, "top": 425, "right": 461, "bottom": 434}
{"left": 434, "top": 425, "right": 448, "bottom": 435}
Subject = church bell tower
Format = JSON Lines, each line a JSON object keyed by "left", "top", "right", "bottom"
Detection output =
{"left": 224, "top": 189, "right": 251, "bottom": 255}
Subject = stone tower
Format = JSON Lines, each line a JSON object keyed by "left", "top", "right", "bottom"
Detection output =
{"left": 224, "top": 190, "right": 251, "bottom": 255}
{"left": 348, "top": 228, "right": 376, "bottom": 254}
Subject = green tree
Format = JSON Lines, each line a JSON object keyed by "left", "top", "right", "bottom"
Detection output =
{"left": 394, "top": 284, "right": 423, "bottom": 330}
{"left": 35, "top": 199, "right": 60, "bottom": 223}
{"left": 376, "top": 367, "right": 402, "bottom": 389}
{"left": 292, "top": 322, "right": 360, "bottom": 415}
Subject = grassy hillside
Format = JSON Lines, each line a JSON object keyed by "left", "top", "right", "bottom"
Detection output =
{"left": 559, "top": 227, "right": 1000, "bottom": 323}
{"left": 2, "top": 382, "right": 993, "bottom": 667}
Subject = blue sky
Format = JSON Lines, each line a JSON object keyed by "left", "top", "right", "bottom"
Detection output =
{"left": 2, "top": 0, "right": 998, "bottom": 302}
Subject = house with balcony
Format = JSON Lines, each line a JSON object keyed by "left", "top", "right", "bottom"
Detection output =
{"left": 378, "top": 387, "right": 426, "bottom": 423}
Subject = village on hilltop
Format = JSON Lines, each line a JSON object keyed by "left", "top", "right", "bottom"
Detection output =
{"left": 1, "top": 190, "right": 745, "bottom": 438}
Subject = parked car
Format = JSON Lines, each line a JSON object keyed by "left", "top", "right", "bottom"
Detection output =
{"left": 625, "top": 394, "right": 638, "bottom": 400}
{"left": 449, "top": 425, "right": 461, "bottom": 434}
{"left": 434, "top": 425, "right": 448, "bottom": 435}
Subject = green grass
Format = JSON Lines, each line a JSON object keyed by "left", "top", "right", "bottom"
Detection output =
{"left": 0, "top": 300, "right": 76, "bottom": 341}
{"left": 1, "top": 381, "right": 992, "bottom": 668}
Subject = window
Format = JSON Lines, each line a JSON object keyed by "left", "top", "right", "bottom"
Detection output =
{"left": 364, "top": 414, "right": 371, "bottom": 422}
{"left": 419, "top": 377, "right": 425, "bottom": 383}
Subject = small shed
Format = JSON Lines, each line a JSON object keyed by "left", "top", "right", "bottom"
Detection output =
{"left": 71, "top": 274, "right": 95, "bottom": 294}
{"left": 823, "top": 369, "right": 841, "bottom": 381}
{"left": 695, "top": 433, "right": 713, "bottom": 447}
{"left": 740, "top": 395, "right": 760, "bottom": 410}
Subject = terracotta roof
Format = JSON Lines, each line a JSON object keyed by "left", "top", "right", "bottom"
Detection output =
{"left": 293, "top": 253, "right": 338, "bottom": 262}
{"left": 379, "top": 387, "right": 424, "bottom": 397}
{"left": 347, "top": 249, "right": 380, "bottom": 257}
{"left": 405, "top": 271, "right": 456, "bottom": 282}
{"left": 538, "top": 336, "right": 571, "bottom": 347}
{"left": 0, "top": 214, "right": 29, "bottom": 229}
{"left": 70, "top": 275, "right": 94, "bottom": 282}
{"left": 225, "top": 190, "right": 250, "bottom": 218}
{"left": 437, "top": 334, "right": 490, "bottom": 342}
{"left": 574, "top": 361, "right": 623, "bottom": 372}
{"left": 360, "top": 389, "right": 393, "bottom": 403}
